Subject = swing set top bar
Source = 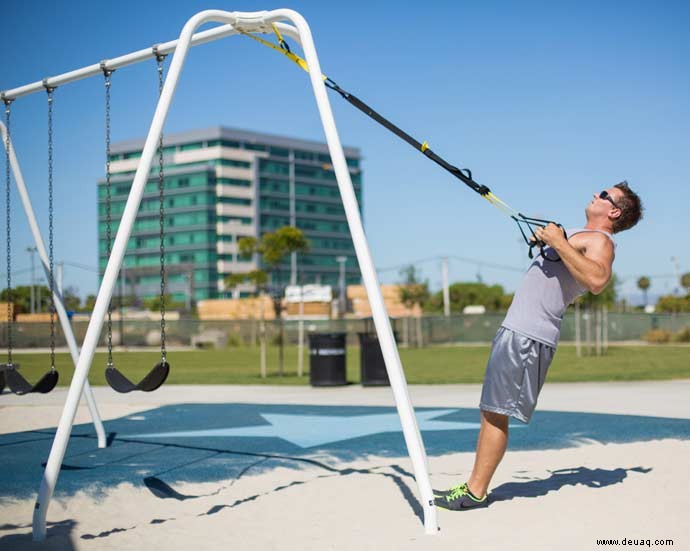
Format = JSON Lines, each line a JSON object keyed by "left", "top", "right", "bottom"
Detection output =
{"left": 0, "top": 12, "right": 298, "bottom": 101}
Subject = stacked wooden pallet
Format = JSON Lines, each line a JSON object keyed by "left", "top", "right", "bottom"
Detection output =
{"left": 16, "top": 312, "right": 52, "bottom": 323}
{"left": 0, "top": 302, "right": 15, "bottom": 320}
{"left": 284, "top": 302, "right": 331, "bottom": 316}
{"left": 197, "top": 296, "right": 276, "bottom": 320}
{"left": 347, "top": 285, "right": 422, "bottom": 318}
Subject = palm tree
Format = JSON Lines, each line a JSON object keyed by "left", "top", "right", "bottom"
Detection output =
{"left": 637, "top": 276, "right": 651, "bottom": 307}
{"left": 681, "top": 272, "right": 690, "bottom": 295}
{"left": 228, "top": 227, "right": 309, "bottom": 376}
{"left": 398, "top": 265, "right": 430, "bottom": 347}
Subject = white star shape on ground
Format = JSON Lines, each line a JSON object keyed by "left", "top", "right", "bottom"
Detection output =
{"left": 127, "top": 409, "right": 495, "bottom": 448}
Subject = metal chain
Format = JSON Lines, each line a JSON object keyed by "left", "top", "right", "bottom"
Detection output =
{"left": 3, "top": 99, "right": 13, "bottom": 366}
{"left": 46, "top": 85, "right": 56, "bottom": 370}
{"left": 156, "top": 51, "right": 167, "bottom": 362}
{"left": 103, "top": 66, "right": 114, "bottom": 367}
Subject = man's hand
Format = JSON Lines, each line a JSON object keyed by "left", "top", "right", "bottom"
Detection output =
{"left": 531, "top": 225, "right": 615, "bottom": 294}
{"left": 532, "top": 223, "right": 567, "bottom": 249}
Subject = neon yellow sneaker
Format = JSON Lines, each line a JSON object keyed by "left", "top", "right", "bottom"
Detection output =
{"left": 434, "top": 482, "right": 488, "bottom": 511}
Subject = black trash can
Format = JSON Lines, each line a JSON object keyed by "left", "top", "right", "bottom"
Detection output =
{"left": 308, "top": 333, "right": 347, "bottom": 386}
{"left": 358, "top": 332, "right": 391, "bottom": 386}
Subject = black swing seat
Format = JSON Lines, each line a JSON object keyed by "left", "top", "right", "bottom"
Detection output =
{"left": 0, "top": 371, "right": 5, "bottom": 394}
{"left": 105, "top": 360, "right": 170, "bottom": 393}
{"left": 0, "top": 364, "right": 59, "bottom": 395}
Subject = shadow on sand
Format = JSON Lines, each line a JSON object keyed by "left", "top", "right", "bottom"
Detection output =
{"left": 489, "top": 466, "right": 652, "bottom": 503}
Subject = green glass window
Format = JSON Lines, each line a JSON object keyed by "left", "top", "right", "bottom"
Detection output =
{"left": 260, "top": 160, "right": 289, "bottom": 175}
{"left": 260, "top": 177, "right": 289, "bottom": 193}
{"left": 219, "top": 197, "right": 252, "bottom": 206}
{"left": 208, "top": 139, "right": 241, "bottom": 148}
{"left": 295, "top": 165, "right": 337, "bottom": 181}
{"left": 262, "top": 198, "right": 289, "bottom": 211}
{"left": 294, "top": 150, "right": 315, "bottom": 161}
{"left": 295, "top": 182, "right": 340, "bottom": 199}
{"left": 296, "top": 202, "right": 345, "bottom": 216}
{"left": 260, "top": 215, "right": 290, "bottom": 229}
{"left": 296, "top": 218, "right": 350, "bottom": 233}
{"left": 269, "top": 146, "right": 290, "bottom": 158}
{"left": 218, "top": 216, "right": 253, "bottom": 224}
{"left": 180, "top": 142, "right": 203, "bottom": 151}
{"left": 217, "top": 177, "right": 251, "bottom": 187}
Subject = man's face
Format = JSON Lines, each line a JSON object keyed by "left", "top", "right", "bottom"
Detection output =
{"left": 586, "top": 187, "right": 623, "bottom": 219}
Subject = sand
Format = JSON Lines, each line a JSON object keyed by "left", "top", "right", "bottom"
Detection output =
{"left": 1, "top": 382, "right": 688, "bottom": 550}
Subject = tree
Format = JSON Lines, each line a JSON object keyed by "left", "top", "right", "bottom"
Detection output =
{"left": 425, "top": 282, "right": 511, "bottom": 313}
{"left": 398, "top": 265, "right": 431, "bottom": 311}
{"left": 84, "top": 294, "right": 97, "bottom": 311}
{"left": 398, "top": 265, "right": 430, "bottom": 347}
{"left": 656, "top": 294, "right": 690, "bottom": 313}
{"left": 1, "top": 286, "right": 31, "bottom": 313}
{"left": 143, "top": 294, "right": 184, "bottom": 312}
{"left": 225, "top": 227, "right": 309, "bottom": 376}
{"left": 1, "top": 285, "right": 53, "bottom": 314}
{"left": 63, "top": 286, "right": 82, "bottom": 311}
{"left": 225, "top": 270, "right": 269, "bottom": 293}
{"left": 578, "top": 273, "right": 619, "bottom": 308}
{"left": 681, "top": 272, "right": 690, "bottom": 295}
{"left": 637, "top": 276, "right": 651, "bottom": 307}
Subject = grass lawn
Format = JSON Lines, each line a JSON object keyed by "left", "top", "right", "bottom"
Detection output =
{"left": 7, "top": 344, "right": 690, "bottom": 386}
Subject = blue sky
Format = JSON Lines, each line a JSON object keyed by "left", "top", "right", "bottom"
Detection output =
{"left": 1, "top": 0, "right": 688, "bottom": 303}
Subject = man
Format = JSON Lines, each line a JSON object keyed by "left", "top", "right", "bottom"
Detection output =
{"left": 436, "top": 181, "right": 643, "bottom": 510}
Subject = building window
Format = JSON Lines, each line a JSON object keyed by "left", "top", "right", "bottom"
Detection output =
{"left": 180, "top": 142, "right": 203, "bottom": 151}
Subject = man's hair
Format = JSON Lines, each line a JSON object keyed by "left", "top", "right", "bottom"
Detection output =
{"left": 612, "top": 181, "right": 643, "bottom": 233}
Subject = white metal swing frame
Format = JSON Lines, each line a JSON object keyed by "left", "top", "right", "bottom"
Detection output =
{"left": 1, "top": 9, "right": 439, "bottom": 540}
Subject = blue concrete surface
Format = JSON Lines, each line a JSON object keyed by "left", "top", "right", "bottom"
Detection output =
{"left": 1, "top": 404, "right": 688, "bottom": 501}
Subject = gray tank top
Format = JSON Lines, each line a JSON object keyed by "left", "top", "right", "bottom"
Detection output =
{"left": 501, "top": 228, "right": 615, "bottom": 347}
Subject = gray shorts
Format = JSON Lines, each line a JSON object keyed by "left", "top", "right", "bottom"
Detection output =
{"left": 479, "top": 326, "right": 555, "bottom": 423}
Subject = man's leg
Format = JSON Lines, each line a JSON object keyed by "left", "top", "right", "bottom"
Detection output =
{"left": 467, "top": 409, "right": 509, "bottom": 498}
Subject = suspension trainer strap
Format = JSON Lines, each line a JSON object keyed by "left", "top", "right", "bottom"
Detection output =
{"left": 3, "top": 97, "right": 13, "bottom": 366}
{"left": 44, "top": 81, "right": 57, "bottom": 370}
{"left": 240, "top": 27, "right": 490, "bottom": 198}
{"left": 324, "top": 78, "right": 491, "bottom": 197}
{"left": 101, "top": 63, "right": 115, "bottom": 368}
{"left": 239, "top": 27, "right": 566, "bottom": 260}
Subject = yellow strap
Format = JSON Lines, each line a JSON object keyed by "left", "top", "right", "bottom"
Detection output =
{"left": 487, "top": 192, "right": 518, "bottom": 213}
{"left": 238, "top": 26, "right": 331, "bottom": 81}
{"left": 484, "top": 192, "right": 518, "bottom": 217}
{"left": 421, "top": 141, "right": 429, "bottom": 152}
{"left": 271, "top": 23, "right": 285, "bottom": 45}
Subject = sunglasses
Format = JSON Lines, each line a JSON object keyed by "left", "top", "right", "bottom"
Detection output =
{"left": 599, "top": 190, "right": 620, "bottom": 209}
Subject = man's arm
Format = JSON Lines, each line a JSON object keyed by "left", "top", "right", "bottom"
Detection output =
{"left": 534, "top": 224, "right": 614, "bottom": 295}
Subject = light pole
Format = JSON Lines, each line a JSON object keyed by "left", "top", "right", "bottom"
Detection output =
{"left": 289, "top": 150, "right": 297, "bottom": 286}
{"left": 441, "top": 256, "right": 450, "bottom": 317}
{"left": 671, "top": 256, "right": 681, "bottom": 296}
{"left": 26, "top": 246, "right": 37, "bottom": 313}
{"left": 336, "top": 255, "right": 347, "bottom": 318}
{"left": 119, "top": 264, "right": 126, "bottom": 347}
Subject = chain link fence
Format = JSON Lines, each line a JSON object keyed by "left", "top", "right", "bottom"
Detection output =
{"left": 2, "top": 312, "right": 690, "bottom": 349}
